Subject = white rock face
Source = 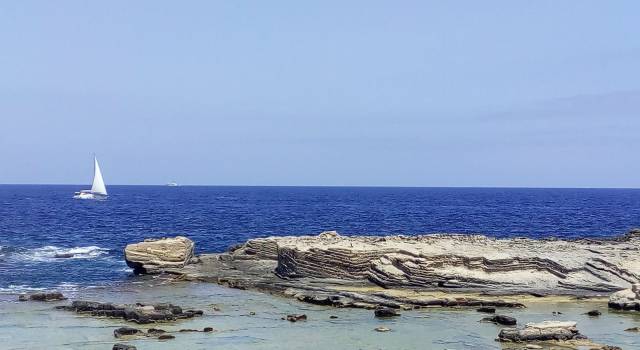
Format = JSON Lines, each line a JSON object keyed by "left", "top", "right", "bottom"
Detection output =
{"left": 124, "top": 236, "right": 194, "bottom": 274}
{"left": 609, "top": 283, "right": 640, "bottom": 311}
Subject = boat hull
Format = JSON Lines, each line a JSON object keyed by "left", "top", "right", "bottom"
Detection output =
{"left": 73, "top": 192, "right": 107, "bottom": 200}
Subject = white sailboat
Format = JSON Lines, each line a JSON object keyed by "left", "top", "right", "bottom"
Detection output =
{"left": 73, "top": 156, "right": 108, "bottom": 200}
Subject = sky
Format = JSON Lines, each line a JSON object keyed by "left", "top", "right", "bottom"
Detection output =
{"left": 0, "top": 1, "right": 639, "bottom": 187}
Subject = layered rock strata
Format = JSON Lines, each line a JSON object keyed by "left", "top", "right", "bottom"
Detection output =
{"left": 125, "top": 236, "right": 194, "bottom": 274}
{"left": 134, "top": 230, "right": 640, "bottom": 308}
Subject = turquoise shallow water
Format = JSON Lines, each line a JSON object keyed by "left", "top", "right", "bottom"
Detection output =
{"left": 1, "top": 281, "right": 639, "bottom": 350}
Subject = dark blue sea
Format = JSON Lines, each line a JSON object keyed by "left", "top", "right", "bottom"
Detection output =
{"left": 1, "top": 185, "right": 639, "bottom": 292}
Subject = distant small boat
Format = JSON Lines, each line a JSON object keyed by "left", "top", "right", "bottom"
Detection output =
{"left": 166, "top": 181, "right": 179, "bottom": 187}
{"left": 74, "top": 156, "right": 108, "bottom": 200}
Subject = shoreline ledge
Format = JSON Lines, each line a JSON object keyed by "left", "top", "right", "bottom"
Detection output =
{"left": 125, "top": 230, "right": 640, "bottom": 309}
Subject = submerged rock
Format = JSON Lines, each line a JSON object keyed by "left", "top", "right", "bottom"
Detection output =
{"left": 114, "top": 327, "right": 141, "bottom": 338}
{"left": 124, "top": 236, "right": 195, "bottom": 274}
{"left": 586, "top": 310, "right": 601, "bottom": 316}
{"left": 18, "top": 292, "right": 66, "bottom": 302}
{"left": 374, "top": 307, "right": 400, "bottom": 318}
{"left": 158, "top": 334, "right": 175, "bottom": 340}
{"left": 481, "top": 315, "right": 517, "bottom": 326}
{"left": 477, "top": 307, "right": 496, "bottom": 314}
{"left": 57, "top": 300, "right": 203, "bottom": 324}
{"left": 113, "top": 344, "right": 137, "bottom": 350}
{"left": 497, "top": 320, "right": 585, "bottom": 342}
{"left": 285, "top": 314, "right": 307, "bottom": 322}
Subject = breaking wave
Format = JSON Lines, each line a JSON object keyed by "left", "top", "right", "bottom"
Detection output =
{"left": 0, "top": 245, "right": 111, "bottom": 263}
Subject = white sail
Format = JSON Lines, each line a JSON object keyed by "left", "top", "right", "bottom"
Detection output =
{"left": 90, "top": 157, "right": 107, "bottom": 195}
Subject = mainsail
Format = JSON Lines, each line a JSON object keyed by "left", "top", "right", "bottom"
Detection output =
{"left": 90, "top": 157, "right": 107, "bottom": 195}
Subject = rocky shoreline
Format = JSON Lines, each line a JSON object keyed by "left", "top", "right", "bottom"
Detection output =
{"left": 124, "top": 231, "right": 640, "bottom": 310}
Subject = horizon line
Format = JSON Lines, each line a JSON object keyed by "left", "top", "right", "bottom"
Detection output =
{"left": 1, "top": 183, "right": 639, "bottom": 190}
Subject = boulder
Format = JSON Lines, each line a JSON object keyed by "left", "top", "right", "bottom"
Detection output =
{"left": 114, "top": 327, "right": 141, "bottom": 338}
{"left": 374, "top": 307, "right": 400, "bottom": 318}
{"left": 586, "top": 310, "right": 601, "bottom": 316}
{"left": 608, "top": 284, "right": 640, "bottom": 311}
{"left": 124, "top": 236, "right": 195, "bottom": 274}
{"left": 482, "top": 315, "right": 517, "bottom": 326}
{"left": 498, "top": 321, "right": 586, "bottom": 342}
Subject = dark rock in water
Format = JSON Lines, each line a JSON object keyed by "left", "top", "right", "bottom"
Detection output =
{"left": 498, "top": 321, "right": 584, "bottom": 342}
{"left": 147, "top": 328, "right": 166, "bottom": 335}
{"left": 624, "top": 327, "right": 640, "bottom": 332}
{"left": 374, "top": 307, "right": 400, "bottom": 318}
{"left": 158, "top": 334, "right": 175, "bottom": 340}
{"left": 476, "top": 307, "right": 496, "bottom": 314}
{"left": 54, "top": 253, "right": 75, "bottom": 259}
{"left": 179, "top": 329, "right": 199, "bottom": 332}
{"left": 18, "top": 292, "right": 66, "bottom": 302}
{"left": 600, "top": 346, "right": 622, "bottom": 350}
{"left": 203, "top": 327, "right": 214, "bottom": 332}
{"left": 56, "top": 300, "right": 203, "bottom": 324}
{"left": 329, "top": 315, "right": 338, "bottom": 319}
{"left": 113, "top": 344, "right": 137, "bottom": 350}
{"left": 285, "top": 314, "right": 307, "bottom": 322}
{"left": 586, "top": 309, "right": 601, "bottom": 316}
{"left": 114, "top": 327, "right": 142, "bottom": 338}
{"left": 482, "top": 315, "right": 517, "bottom": 326}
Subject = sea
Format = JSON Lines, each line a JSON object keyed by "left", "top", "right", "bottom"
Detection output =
{"left": 1, "top": 185, "right": 640, "bottom": 293}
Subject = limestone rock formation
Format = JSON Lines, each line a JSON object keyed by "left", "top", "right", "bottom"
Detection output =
{"left": 497, "top": 321, "right": 586, "bottom": 342}
{"left": 608, "top": 283, "right": 640, "bottom": 310}
{"left": 128, "top": 230, "right": 640, "bottom": 309}
{"left": 124, "top": 236, "right": 194, "bottom": 274}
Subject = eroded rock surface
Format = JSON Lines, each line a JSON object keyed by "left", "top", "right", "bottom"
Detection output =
{"left": 135, "top": 230, "right": 640, "bottom": 309}
{"left": 125, "top": 236, "right": 194, "bottom": 274}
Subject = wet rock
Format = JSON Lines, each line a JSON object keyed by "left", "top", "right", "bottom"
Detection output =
{"left": 285, "top": 314, "right": 307, "bottom": 322}
{"left": 158, "top": 334, "right": 175, "bottom": 340}
{"left": 329, "top": 315, "right": 338, "bottom": 319}
{"left": 114, "top": 327, "right": 142, "bottom": 338}
{"left": 598, "top": 346, "right": 622, "bottom": 350}
{"left": 147, "top": 328, "right": 166, "bottom": 335}
{"left": 481, "top": 315, "right": 517, "bottom": 326}
{"left": 124, "top": 236, "right": 195, "bottom": 274}
{"left": 203, "top": 327, "right": 214, "bottom": 332}
{"left": 608, "top": 284, "right": 640, "bottom": 311}
{"left": 57, "top": 300, "right": 203, "bottom": 324}
{"left": 476, "top": 307, "right": 496, "bottom": 314}
{"left": 586, "top": 310, "right": 601, "bottom": 316}
{"left": 374, "top": 307, "right": 400, "bottom": 318}
{"left": 179, "top": 329, "right": 199, "bottom": 332}
{"left": 498, "top": 321, "right": 585, "bottom": 342}
{"left": 18, "top": 292, "right": 66, "bottom": 302}
{"left": 113, "top": 344, "right": 137, "bottom": 350}
{"left": 374, "top": 326, "right": 391, "bottom": 332}
{"left": 624, "top": 326, "right": 640, "bottom": 332}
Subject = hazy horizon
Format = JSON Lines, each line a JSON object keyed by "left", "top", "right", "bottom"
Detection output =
{"left": 1, "top": 1, "right": 639, "bottom": 188}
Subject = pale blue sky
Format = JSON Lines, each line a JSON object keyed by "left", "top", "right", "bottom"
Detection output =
{"left": 1, "top": 1, "right": 639, "bottom": 187}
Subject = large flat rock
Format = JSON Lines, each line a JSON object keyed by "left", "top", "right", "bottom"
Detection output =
{"left": 125, "top": 236, "right": 194, "bottom": 274}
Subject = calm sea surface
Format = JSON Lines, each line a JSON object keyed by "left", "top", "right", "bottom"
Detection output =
{"left": 1, "top": 185, "right": 639, "bottom": 291}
